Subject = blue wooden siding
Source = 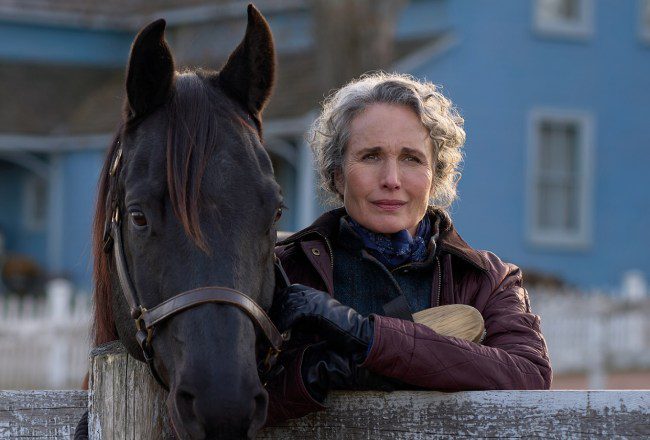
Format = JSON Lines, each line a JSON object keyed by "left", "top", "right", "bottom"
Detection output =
{"left": 58, "top": 150, "right": 105, "bottom": 288}
{"left": 0, "top": 161, "right": 47, "bottom": 268}
{"left": 0, "top": 21, "right": 132, "bottom": 66}
{"left": 409, "top": 0, "right": 650, "bottom": 288}
{"left": 0, "top": 152, "right": 102, "bottom": 289}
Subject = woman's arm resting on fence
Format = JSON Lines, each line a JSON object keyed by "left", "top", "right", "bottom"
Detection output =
{"left": 361, "top": 255, "right": 552, "bottom": 391}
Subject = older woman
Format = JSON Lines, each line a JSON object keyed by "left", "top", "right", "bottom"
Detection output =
{"left": 267, "top": 72, "right": 551, "bottom": 423}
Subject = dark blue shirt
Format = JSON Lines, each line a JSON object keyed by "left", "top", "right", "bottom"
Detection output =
{"left": 332, "top": 218, "right": 438, "bottom": 317}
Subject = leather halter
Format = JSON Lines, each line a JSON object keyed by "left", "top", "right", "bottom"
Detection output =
{"left": 103, "top": 141, "right": 288, "bottom": 390}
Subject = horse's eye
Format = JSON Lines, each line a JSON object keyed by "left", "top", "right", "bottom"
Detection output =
{"left": 130, "top": 211, "right": 148, "bottom": 227}
{"left": 274, "top": 207, "right": 283, "bottom": 223}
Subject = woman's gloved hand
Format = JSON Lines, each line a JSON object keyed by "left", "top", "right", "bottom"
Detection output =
{"left": 300, "top": 342, "right": 357, "bottom": 402}
{"left": 274, "top": 284, "right": 374, "bottom": 363}
{"left": 300, "top": 342, "right": 407, "bottom": 402}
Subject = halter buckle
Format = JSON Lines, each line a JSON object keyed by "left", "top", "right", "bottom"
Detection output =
{"left": 135, "top": 307, "right": 153, "bottom": 346}
{"left": 262, "top": 346, "right": 280, "bottom": 373}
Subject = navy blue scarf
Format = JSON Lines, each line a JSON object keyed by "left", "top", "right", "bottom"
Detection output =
{"left": 347, "top": 216, "right": 432, "bottom": 268}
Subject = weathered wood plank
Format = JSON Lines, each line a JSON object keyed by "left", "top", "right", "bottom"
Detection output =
{"left": 89, "top": 342, "right": 650, "bottom": 439}
{"left": 0, "top": 390, "right": 87, "bottom": 439}
{"left": 260, "top": 390, "right": 649, "bottom": 439}
{"left": 88, "top": 341, "right": 172, "bottom": 440}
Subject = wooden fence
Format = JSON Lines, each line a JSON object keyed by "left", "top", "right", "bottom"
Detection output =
{"left": 1, "top": 341, "right": 648, "bottom": 439}
{"left": 85, "top": 341, "right": 649, "bottom": 439}
{"left": 0, "top": 390, "right": 86, "bottom": 439}
{"left": 531, "top": 293, "right": 650, "bottom": 387}
{"left": 0, "top": 279, "right": 91, "bottom": 389}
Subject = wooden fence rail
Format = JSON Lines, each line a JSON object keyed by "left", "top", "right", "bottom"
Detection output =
{"left": 1, "top": 341, "right": 647, "bottom": 439}
{"left": 0, "top": 390, "right": 86, "bottom": 439}
{"left": 87, "top": 341, "right": 649, "bottom": 439}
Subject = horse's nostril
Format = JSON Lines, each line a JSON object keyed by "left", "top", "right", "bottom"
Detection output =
{"left": 177, "top": 389, "right": 195, "bottom": 410}
{"left": 173, "top": 388, "right": 206, "bottom": 439}
{"left": 254, "top": 391, "right": 268, "bottom": 417}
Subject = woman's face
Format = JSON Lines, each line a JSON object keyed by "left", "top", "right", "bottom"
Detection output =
{"left": 336, "top": 103, "right": 434, "bottom": 235}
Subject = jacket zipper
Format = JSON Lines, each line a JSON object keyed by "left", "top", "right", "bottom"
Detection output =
{"left": 316, "top": 232, "right": 335, "bottom": 271}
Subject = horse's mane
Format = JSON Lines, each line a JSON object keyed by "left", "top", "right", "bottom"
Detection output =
{"left": 92, "top": 73, "right": 229, "bottom": 345}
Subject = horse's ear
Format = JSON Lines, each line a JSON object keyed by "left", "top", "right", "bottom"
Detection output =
{"left": 126, "top": 19, "right": 174, "bottom": 118}
{"left": 218, "top": 4, "right": 276, "bottom": 116}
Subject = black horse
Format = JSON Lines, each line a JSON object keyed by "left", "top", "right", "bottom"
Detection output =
{"left": 78, "top": 5, "right": 283, "bottom": 439}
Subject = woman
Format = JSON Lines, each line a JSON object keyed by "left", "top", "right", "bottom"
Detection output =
{"left": 266, "top": 72, "right": 551, "bottom": 423}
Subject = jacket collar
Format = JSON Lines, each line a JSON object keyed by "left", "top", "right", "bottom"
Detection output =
{"left": 278, "top": 207, "right": 489, "bottom": 273}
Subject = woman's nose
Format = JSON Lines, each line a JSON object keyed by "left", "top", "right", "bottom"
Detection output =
{"left": 380, "top": 160, "right": 401, "bottom": 189}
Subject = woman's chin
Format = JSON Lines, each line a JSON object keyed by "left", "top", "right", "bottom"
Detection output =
{"left": 361, "top": 218, "right": 411, "bottom": 235}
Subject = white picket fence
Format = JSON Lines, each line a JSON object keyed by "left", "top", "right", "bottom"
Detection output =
{"left": 0, "top": 279, "right": 91, "bottom": 390}
{"left": 530, "top": 290, "right": 650, "bottom": 386}
{"left": 0, "top": 281, "right": 648, "bottom": 390}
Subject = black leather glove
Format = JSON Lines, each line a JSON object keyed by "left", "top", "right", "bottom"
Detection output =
{"left": 274, "top": 284, "right": 374, "bottom": 363}
{"left": 300, "top": 342, "right": 408, "bottom": 402}
{"left": 301, "top": 342, "right": 358, "bottom": 402}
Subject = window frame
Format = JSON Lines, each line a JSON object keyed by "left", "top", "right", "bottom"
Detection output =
{"left": 640, "top": 0, "right": 650, "bottom": 44}
{"left": 526, "top": 108, "right": 594, "bottom": 250}
{"left": 533, "top": 0, "right": 594, "bottom": 40}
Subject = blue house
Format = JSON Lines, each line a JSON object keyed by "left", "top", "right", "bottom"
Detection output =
{"left": 398, "top": 0, "right": 650, "bottom": 290}
{"left": 1, "top": 0, "right": 648, "bottom": 293}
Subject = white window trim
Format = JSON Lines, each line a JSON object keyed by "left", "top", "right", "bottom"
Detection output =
{"left": 526, "top": 108, "right": 595, "bottom": 250}
{"left": 23, "top": 175, "right": 47, "bottom": 232}
{"left": 533, "top": 0, "right": 594, "bottom": 40}
{"left": 640, "top": 0, "right": 650, "bottom": 44}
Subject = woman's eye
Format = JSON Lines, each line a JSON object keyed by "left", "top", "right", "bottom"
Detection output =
{"left": 362, "top": 154, "right": 379, "bottom": 161}
{"left": 130, "top": 211, "right": 148, "bottom": 227}
{"left": 274, "top": 207, "right": 283, "bottom": 223}
{"left": 404, "top": 155, "right": 423, "bottom": 164}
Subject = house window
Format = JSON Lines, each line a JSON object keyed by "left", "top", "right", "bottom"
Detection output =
{"left": 23, "top": 176, "right": 47, "bottom": 231}
{"left": 641, "top": 0, "right": 650, "bottom": 43}
{"left": 534, "top": 0, "right": 593, "bottom": 39}
{"left": 527, "top": 110, "right": 593, "bottom": 248}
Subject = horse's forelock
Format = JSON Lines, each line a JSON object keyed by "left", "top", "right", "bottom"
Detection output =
{"left": 166, "top": 73, "right": 223, "bottom": 253}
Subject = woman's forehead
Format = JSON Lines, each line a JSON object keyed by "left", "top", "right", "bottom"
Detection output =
{"left": 346, "top": 104, "right": 431, "bottom": 155}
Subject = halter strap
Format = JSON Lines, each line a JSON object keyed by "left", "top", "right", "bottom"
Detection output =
{"left": 141, "top": 287, "right": 283, "bottom": 349}
{"left": 111, "top": 214, "right": 141, "bottom": 319}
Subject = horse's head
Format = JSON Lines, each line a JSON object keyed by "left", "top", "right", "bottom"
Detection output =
{"left": 92, "top": 6, "right": 282, "bottom": 438}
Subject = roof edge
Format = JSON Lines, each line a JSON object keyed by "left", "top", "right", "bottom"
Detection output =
{"left": 0, "top": 0, "right": 308, "bottom": 31}
{"left": 390, "top": 32, "right": 459, "bottom": 74}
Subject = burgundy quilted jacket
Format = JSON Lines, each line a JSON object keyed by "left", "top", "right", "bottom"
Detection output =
{"left": 266, "top": 208, "right": 552, "bottom": 424}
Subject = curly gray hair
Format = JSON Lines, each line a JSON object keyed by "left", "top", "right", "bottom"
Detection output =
{"left": 310, "top": 72, "right": 466, "bottom": 210}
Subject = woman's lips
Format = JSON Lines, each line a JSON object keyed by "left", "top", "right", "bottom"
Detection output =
{"left": 372, "top": 200, "right": 406, "bottom": 211}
